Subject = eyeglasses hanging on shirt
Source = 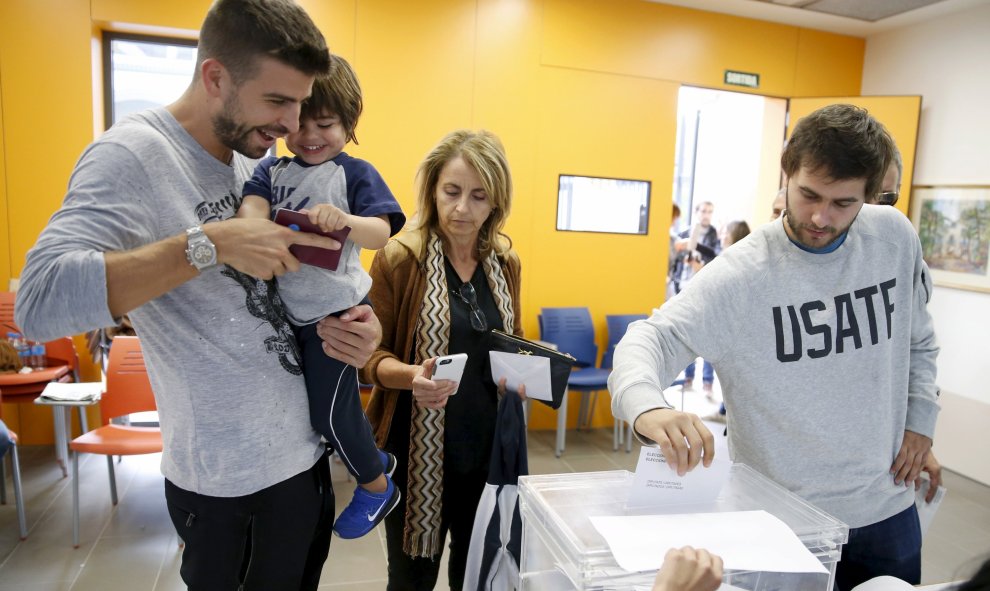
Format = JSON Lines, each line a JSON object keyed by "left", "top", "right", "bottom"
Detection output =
{"left": 450, "top": 282, "right": 488, "bottom": 333}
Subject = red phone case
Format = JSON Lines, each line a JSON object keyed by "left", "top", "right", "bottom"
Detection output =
{"left": 273, "top": 208, "right": 352, "bottom": 271}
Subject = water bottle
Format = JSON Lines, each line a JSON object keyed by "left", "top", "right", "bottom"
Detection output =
{"left": 11, "top": 332, "right": 30, "bottom": 369}
{"left": 32, "top": 343, "right": 47, "bottom": 369}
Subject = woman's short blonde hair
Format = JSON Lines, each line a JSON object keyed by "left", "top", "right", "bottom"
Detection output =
{"left": 411, "top": 130, "right": 513, "bottom": 259}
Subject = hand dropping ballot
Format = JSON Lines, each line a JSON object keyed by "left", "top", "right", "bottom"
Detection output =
{"left": 627, "top": 444, "right": 730, "bottom": 509}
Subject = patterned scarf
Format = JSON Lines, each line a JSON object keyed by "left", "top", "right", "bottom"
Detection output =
{"left": 404, "top": 231, "right": 514, "bottom": 558}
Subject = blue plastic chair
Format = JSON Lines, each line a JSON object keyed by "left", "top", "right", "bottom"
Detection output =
{"left": 539, "top": 307, "right": 611, "bottom": 457}
{"left": 603, "top": 314, "right": 648, "bottom": 452}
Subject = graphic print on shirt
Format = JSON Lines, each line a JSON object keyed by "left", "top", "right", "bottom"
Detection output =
{"left": 194, "top": 191, "right": 241, "bottom": 223}
{"left": 269, "top": 160, "right": 311, "bottom": 212}
{"left": 269, "top": 186, "right": 311, "bottom": 212}
{"left": 220, "top": 267, "right": 302, "bottom": 375}
{"left": 773, "top": 278, "right": 896, "bottom": 362}
{"left": 193, "top": 192, "right": 302, "bottom": 376}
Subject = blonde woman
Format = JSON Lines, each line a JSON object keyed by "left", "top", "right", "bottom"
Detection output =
{"left": 359, "top": 130, "right": 523, "bottom": 590}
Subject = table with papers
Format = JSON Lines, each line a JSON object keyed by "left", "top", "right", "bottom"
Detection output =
{"left": 35, "top": 381, "right": 103, "bottom": 476}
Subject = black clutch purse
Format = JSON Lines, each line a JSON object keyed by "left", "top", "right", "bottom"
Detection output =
{"left": 489, "top": 329, "right": 576, "bottom": 409}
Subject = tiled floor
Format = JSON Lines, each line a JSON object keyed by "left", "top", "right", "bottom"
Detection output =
{"left": 1, "top": 394, "right": 988, "bottom": 590}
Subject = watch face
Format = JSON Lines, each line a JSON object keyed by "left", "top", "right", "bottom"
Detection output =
{"left": 192, "top": 243, "right": 216, "bottom": 266}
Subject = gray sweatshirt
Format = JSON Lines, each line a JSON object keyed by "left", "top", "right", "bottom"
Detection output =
{"left": 16, "top": 108, "right": 322, "bottom": 497}
{"left": 609, "top": 206, "right": 940, "bottom": 527}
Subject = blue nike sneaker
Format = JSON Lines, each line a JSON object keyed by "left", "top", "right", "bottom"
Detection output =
{"left": 333, "top": 475, "right": 400, "bottom": 539}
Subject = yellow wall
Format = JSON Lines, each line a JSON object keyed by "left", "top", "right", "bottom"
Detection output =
{"left": 0, "top": 77, "right": 9, "bottom": 285}
{"left": 0, "top": 0, "right": 864, "bottom": 437}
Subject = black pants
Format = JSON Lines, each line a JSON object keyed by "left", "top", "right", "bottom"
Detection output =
{"left": 295, "top": 321, "right": 383, "bottom": 484}
{"left": 834, "top": 504, "right": 922, "bottom": 591}
{"left": 384, "top": 426, "right": 487, "bottom": 590}
{"left": 164, "top": 452, "right": 334, "bottom": 591}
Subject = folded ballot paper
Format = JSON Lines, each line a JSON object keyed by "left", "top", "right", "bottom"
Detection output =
{"left": 39, "top": 381, "right": 103, "bottom": 403}
{"left": 915, "top": 478, "right": 947, "bottom": 537}
{"left": 489, "top": 350, "right": 553, "bottom": 402}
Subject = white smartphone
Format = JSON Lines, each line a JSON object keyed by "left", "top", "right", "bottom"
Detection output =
{"left": 432, "top": 353, "right": 468, "bottom": 394}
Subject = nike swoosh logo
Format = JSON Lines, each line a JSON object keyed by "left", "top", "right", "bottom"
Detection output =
{"left": 367, "top": 498, "right": 390, "bottom": 521}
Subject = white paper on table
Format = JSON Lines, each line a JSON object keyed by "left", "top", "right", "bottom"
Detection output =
{"left": 626, "top": 445, "right": 730, "bottom": 509}
{"left": 590, "top": 510, "right": 828, "bottom": 575}
{"left": 914, "top": 479, "right": 947, "bottom": 537}
{"left": 39, "top": 381, "right": 103, "bottom": 402}
{"left": 488, "top": 351, "right": 552, "bottom": 402}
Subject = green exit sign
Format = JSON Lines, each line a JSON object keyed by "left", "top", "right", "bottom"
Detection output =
{"left": 724, "top": 70, "right": 760, "bottom": 89}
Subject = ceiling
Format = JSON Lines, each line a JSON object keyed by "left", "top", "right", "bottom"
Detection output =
{"left": 649, "top": 0, "right": 989, "bottom": 36}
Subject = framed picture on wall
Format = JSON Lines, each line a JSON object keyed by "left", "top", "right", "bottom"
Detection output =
{"left": 910, "top": 186, "right": 990, "bottom": 294}
{"left": 556, "top": 174, "right": 651, "bottom": 235}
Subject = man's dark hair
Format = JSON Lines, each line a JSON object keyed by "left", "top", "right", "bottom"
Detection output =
{"left": 197, "top": 0, "right": 330, "bottom": 84}
{"left": 301, "top": 55, "right": 363, "bottom": 144}
{"left": 781, "top": 104, "right": 894, "bottom": 200}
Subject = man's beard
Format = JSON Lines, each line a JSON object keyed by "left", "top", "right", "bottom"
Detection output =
{"left": 211, "top": 94, "right": 285, "bottom": 159}
{"left": 784, "top": 210, "right": 843, "bottom": 249}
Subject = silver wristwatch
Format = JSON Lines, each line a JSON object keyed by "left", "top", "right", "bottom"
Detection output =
{"left": 185, "top": 226, "right": 217, "bottom": 271}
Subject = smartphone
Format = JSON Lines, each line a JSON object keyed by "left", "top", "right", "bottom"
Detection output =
{"left": 432, "top": 353, "right": 468, "bottom": 394}
{"left": 272, "top": 207, "right": 351, "bottom": 271}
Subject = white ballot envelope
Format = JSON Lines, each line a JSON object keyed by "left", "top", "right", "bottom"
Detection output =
{"left": 626, "top": 444, "right": 730, "bottom": 509}
{"left": 489, "top": 350, "right": 553, "bottom": 402}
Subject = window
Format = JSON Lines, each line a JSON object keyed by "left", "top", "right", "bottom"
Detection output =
{"left": 556, "top": 174, "right": 651, "bottom": 235}
{"left": 103, "top": 33, "right": 197, "bottom": 128}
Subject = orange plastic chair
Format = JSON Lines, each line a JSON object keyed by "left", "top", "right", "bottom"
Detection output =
{"left": 0, "top": 390, "right": 28, "bottom": 540}
{"left": 0, "top": 291, "right": 15, "bottom": 333}
{"left": 69, "top": 336, "right": 161, "bottom": 547}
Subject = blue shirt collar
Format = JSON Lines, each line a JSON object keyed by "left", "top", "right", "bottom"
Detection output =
{"left": 787, "top": 230, "right": 848, "bottom": 254}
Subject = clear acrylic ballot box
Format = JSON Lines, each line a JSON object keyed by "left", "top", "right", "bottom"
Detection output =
{"left": 519, "top": 465, "right": 849, "bottom": 590}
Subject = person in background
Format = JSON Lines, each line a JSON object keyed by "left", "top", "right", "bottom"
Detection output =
{"left": 672, "top": 201, "right": 720, "bottom": 399}
{"left": 358, "top": 130, "right": 523, "bottom": 590}
{"left": 610, "top": 104, "right": 940, "bottom": 591}
{"left": 238, "top": 55, "right": 406, "bottom": 540}
{"left": 701, "top": 219, "right": 752, "bottom": 425}
{"left": 875, "top": 146, "right": 903, "bottom": 206}
{"left": 721, "top": 220, "right": 751, "bottom": 251}
{"left": 770, "top": 187, "right": 786, "bottom": 221}
{"left": 15, "top": 1, "right": 383, "bottom": 588}
{"left": 652, "top": 547, "right": 723, "bottom": 591}
{"left": 667, "top": 203, "right": 682, "bottom": 300}
{"left": 865, "top": 142, "right": 943, "bottom": 501}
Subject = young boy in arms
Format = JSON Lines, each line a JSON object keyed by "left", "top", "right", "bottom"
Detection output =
{"left": 239, "top": 55, "right": 406, "bottom": 539}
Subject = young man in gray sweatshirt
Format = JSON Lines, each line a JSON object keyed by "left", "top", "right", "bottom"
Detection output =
{"left": 609, "top": 104, "right": 940, "bottom": 590}
{"left": 15, "top": 1, "right": 382, "bottom": 588}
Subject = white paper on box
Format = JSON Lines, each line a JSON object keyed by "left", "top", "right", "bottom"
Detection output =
{"left": 488, "top": 351, "right": 553, "bottom": 402}
{"left": 590, "top": 510, "right": 828, "bottom": 575}
{"left": 626, "top": 444, "right": 730, "bottom": 509}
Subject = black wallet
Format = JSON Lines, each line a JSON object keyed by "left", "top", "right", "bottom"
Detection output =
{"left": 489, "top": 329, "right": 575, "bottom": 409}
